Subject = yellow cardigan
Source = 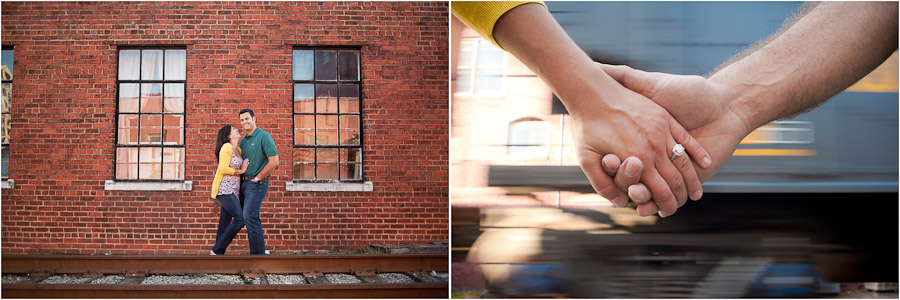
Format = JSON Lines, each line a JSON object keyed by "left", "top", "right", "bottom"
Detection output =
{"left": 451, "top": 1, "right": 546, "bottom": 49}
{"left": 210, "top": 143, "right": 240, "bottom": 199}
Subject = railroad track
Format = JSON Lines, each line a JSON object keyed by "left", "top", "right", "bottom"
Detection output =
{"left": 1, "top": 254, "right": 448, "bottom": 298}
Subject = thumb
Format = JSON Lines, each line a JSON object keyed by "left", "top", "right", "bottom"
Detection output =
{"left": 598, "top": 63, "right": 664, "bottom": 99}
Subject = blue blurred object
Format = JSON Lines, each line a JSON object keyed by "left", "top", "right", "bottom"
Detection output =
{"left": 750, "top": 263, "right": 823, "bottom": 297}
{"left": 506, "top": 264, "right": 567, "bottom": 296}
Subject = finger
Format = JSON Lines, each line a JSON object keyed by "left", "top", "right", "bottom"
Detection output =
{"left": 601, "top": 154, "right": 622, "bottom": 177}
{"left": 669, "top": 119, "right": 705, "bottom": 200}
{"left": 671, "top": 118, "right": 712, "bottom": 169}
{"left": 636, "top": 201, "right": 659, "bottom": 217}
{"left": 628, "top": 183, "right": 652, "bottom": 204}
{"left": 615, "top": 157, "right": 643, "bottom": 193}
{"left": 580, "top": 153, "right": 629, "bottom": 207}
{"left": 656, "top": 137, "right": 690, "bottom": 209}
{"left": 640, "top": 167, "right": 678, "bottom": 217}
{"left": 598, "top": 63, "right": 665, "bottom": 99}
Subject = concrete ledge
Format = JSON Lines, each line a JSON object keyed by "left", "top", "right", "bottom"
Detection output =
{"left": 1, "top": 179, "right": 13, "bottom": 189}
{"left": 104, "top": 180, "right": 192, "bottom": 191}
{"left": 285, "top": 181, "right": 373, "bottom": 192}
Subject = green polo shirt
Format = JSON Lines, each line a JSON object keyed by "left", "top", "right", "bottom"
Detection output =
{"left": 239, "top": 127, "right": 278, "bottom": 179}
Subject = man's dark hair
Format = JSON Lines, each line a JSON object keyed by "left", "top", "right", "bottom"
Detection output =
{"left": 239, "top": 108, "right": 255, "bottom": 118}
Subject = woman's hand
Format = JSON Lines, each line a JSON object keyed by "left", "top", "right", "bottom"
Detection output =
{"left": 236, "top": 159, "right": 249, "bottom": 175}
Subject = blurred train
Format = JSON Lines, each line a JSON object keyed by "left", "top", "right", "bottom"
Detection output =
{"left": 459, "top": 2, "right": 898, "bottom": 298}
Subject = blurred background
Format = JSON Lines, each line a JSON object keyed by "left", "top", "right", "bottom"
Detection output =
{"left": 450, "top": 2, "right": 898, "bottom": 298}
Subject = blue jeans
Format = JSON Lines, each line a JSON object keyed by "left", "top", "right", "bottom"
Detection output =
{"left": 240, "top": 179, "right": 268, "bottom": 254}
{"left": 212, "top": 193, "right": 244, "bottom": 255}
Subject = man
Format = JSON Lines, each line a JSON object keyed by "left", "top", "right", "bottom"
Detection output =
{"left": 238, "top": 108, "right": 279, "bottom": 255}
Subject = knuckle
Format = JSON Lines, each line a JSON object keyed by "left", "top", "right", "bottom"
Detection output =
{"left": 679, "top": 156, "right": 692, "bottom": 172}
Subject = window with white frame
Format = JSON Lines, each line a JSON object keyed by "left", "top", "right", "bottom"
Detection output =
{"left": 508, "top": 118, "right": 550, "bottom": 158}
{"left": 115, "top": 48, "right": 186, "bottom": 181}
{"left": 456, "top": 39, "right": 505, "bottom": 96}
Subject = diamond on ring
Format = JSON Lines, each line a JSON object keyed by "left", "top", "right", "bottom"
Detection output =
{"left": 670, "top": 144, "right": 685, "bottom": 161}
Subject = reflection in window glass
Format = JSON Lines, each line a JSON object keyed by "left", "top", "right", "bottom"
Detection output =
{"left": 293, "top": 48, "right": 362, "bottom": 182}
{"left": 293, "top": 50, "right": 314, "bottom": 81}
{"left": 141, "top": 50, "right": 163, "bottom": 80}
{"left": 164, "top": 50, "right": 186, "bottom": 80}
{"left": 456, "top": 39, "right": 505, "bottom": 96}
{"left": 508, "top": 119, "right": 550, "bottom": 158}
{"left": 315, "top": 50, "right": 337, "bottom": 81}
{"left": 116, "top": 48, "right": 186, "bottom": 180}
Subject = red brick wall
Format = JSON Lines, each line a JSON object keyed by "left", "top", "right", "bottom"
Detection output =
{"left": 1, "top": 1, "right": 448, "bottom": 254}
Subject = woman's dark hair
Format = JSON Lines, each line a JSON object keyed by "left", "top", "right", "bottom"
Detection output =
{"left": 214, "top": 125, "right": 233, "bottom": 161}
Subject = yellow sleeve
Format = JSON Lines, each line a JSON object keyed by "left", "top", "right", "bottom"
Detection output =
{"left": 452, "top": 1, "right": 546, "bottom": 49}
{"left": 218, "top": 143, "right": 236, "bottom": 176}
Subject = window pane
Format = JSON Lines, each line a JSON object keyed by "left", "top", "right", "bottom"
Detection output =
{"left": 118, "top": 83, "right": 139, "bottom": 113}
{"left": 118, "top": 50, "right": 140, "bottom": 80}
{"left": 339, "top": 115, "right": 360, "bottom": 145}
{"left": 2, "top": 49, "right": 13, "bottom": 78}
{"left": 1, "top": 82, "right": 10, "bottom": 114}
{"left": 340, "top": 163, "right": 361, "bottom": 181}
{"left": 339, "top": 84, "right": 359, "bottom": 113}
{"left": 338, "top": 51, "right": 359, "bottom": 81}
{"left": 117, "top": 114, "right": 139, "bottom": 144}
{"left": 293, "top": 115, "right": 315, "bottom": 145}
{"left": 138, "top": 147, "right": 162, "bottom": 180}
{"left": 476, "top": 41, "right": 504, "bottom": 67}
{"left": 1, "top": 145, "right": 8, "bottom": 179}
{"left": 316, "top": 163, "right": 339, "bottom": 180}
{"left": 164, "top": 49, "right": 186, "bottom": 80}
{"left": 116, "top": 147, "right": 138, "bottom": 180}
{"left": 315, "top": 50, "right": 337, "bottom": 81}
{"left": 139, "top": 114, "right": 162, "bottom": 144}
{"left": 316, "top": 84, "right": 338, "bottom": 113}
{"left": 141, "top": 50, "right": 163, "bottom": 80}
{"left": 475, "top": 69, "right": 503, "bottom": 95}
{"left": 140, "top": 83, "right": 162, "bottom": 113}
{"left": 163, "top": 83, "right": 184, "bottom": 113}
{"left": 458, "top": 41, "right": 475, "bottom": 68}
{"left": 317, "top": 148, "right": 338, "bottom": 163}
{"left": 293, "top": 148, "right": 314, "bottom": 163}
{"left": 293, "top": 50, "right": 314, "bottom": 81}
{"left": 293, "top": 162, "right": 315, "bottom": 180}
{"left": 456, "top": 70, "right": 472, "bottom": 93}
{"left": 340, "top": 148, "right": 362, "bottom": 164}
{"left": 316, "top": 115, "right": 337, "bottom": 145}
{"left": 162, "top": 148, "right": 184, "bottom": 180}
{"left": 294, "top": 84, "right": 314, "bottom": 113}
{"left": 1, "top": 114, "right": 8, "bottom": 144}
{"left": 163, "top": 114, "right": 184, "bottom": 145}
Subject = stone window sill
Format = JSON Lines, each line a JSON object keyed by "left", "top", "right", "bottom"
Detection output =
{"left": 1, "top": 179, "right": 13, "bottom": 189}
{"left": 285, "top": 181, "right": 373, "bottom": 192}
{"left": 104, "top": 180, "right": 193, "bottom": 191}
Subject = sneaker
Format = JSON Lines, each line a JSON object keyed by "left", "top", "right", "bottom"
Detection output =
{"left": 265, "top": 250, "right": 271, "bottom": 255}
{"left": 210, "top": 250, "right": 217, "bottom": 255}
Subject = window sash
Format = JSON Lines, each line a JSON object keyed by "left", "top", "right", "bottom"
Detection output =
{"left": 115, "top": 48, "right": 186, "bottom": 181}
{"left": 292, "top": 48, "right": 363, "bottom": 183}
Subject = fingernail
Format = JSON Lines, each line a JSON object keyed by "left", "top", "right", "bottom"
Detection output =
{"left": 625, "top": 161, "right": 639, "bottom": 177}
{"left": 702, "top": 157, "right": 712, "bottom": 168}
{"left": 692, "top": 188, "right": 703, "bottom": 200}
{"left": 658, "top": 211, "right": 669, "bottom": 218}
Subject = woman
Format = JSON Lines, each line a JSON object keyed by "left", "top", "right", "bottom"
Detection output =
{"left": 210, "top": 125, "right": 249, "bottom": 255}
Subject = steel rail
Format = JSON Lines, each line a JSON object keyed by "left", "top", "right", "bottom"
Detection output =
{"left": 2, "top": 282, "right": 448, "bottom": 298}
{"left": 1, "top": 254, "right": 448, "bottom": 275}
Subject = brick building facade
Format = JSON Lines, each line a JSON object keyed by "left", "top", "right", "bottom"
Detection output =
{"left": 1, "top": 1, "right": 448, "bottom": 254}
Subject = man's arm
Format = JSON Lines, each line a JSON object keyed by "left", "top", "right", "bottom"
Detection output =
{"left": 714, "top": 1, "right": 898, "bottom": 131}
{"left": 255, "top": 155, "right": 279, "bottom": 181}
